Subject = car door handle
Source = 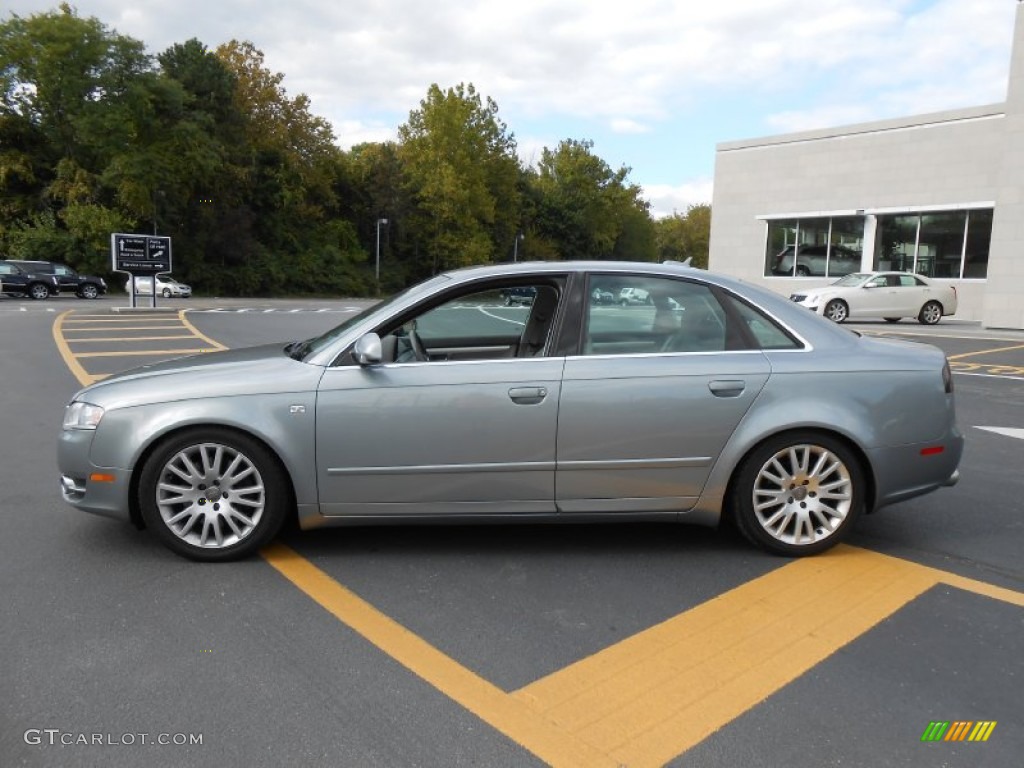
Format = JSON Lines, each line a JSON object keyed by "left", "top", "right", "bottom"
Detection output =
{"left": 708, "top": 379, "right": 745, "bottom": 397}
{"left": 508, "top": 386, "right": 548, "bottom": 405}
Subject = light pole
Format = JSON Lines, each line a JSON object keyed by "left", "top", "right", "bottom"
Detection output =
{"left": 375, "top": 217, "right": 388, "bottom": 291}
{"left": 513, "top": 231, "right": 524, "bottom": 262}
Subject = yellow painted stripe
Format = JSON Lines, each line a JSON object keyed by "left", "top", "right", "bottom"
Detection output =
{"left": 949, "top": 342, "right": 1024, "bottom": 360}
{"left": 62, "top": 317, "right": 184, "bottom": 323}
{"left": 180, "top": 309, "right": 227, "bottom": 350}
{"left": 74, "top": 349, "right": 211, "bottom": 358}
{"left": 978, "top": 721, "right": 997, "bottom": 741}
{"left": 61, "top": 324, "right": 185, "bottom": 331}
{"left": 260, "top": 543, "right": 618, "bottom": 768}
{"left": 52, "top": 311, "right": 97, "bottom": 387}
{"left": 65, "top": 334, "right": 198, "bottom": 343}
{"left": 513, "top": 546, "right": 935, "bottom": 766}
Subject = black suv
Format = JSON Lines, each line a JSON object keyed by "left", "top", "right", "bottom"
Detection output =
{"left": 6, "top": 260, "right": 107, "bottom": 298}
{"left": 0, "top": 260, "right": 60, "bottom": 300}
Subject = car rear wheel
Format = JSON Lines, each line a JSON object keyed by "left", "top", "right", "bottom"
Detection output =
{"left": 731, "top": 432, "right": 864, "bottom": 556}
{"left": 138, "top": 428, "right": 289, "bottom": 561}
{"left": 918, "top": 301, "right": 942, "bottom": 325}
{"left": 78, "top": 283, "right": 99, "bottom": 299}
{"left": 29, "top": 283, "right": 51, "bottom": 300}
{"left": 883, "top": 317, "right": 901, "bottom": 323}
{"left": 824, "top": 299, "right": 848, "bottom": 323}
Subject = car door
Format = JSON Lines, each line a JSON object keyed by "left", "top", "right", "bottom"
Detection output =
{"left": 315, "top": 278, "right": 567, "bottom": 518}
{"left": 555, "top": 274, "right": 771, "bottom": 513}
{"left": 854, "top": 274, "right": 898, "bottom": 315}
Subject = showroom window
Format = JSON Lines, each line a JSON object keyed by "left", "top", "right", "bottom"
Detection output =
{"left": 872, "top": 209, "right": 992, "bottom": 279}
{"left": 764, "top": 217, "right": 864, "bottom": 278}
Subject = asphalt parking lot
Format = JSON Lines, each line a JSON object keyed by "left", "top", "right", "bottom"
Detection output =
{"left": 1, "top": 295, "right": 1021, "bottom": 767}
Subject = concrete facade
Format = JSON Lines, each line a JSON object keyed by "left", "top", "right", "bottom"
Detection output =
{"left": 709, "top": 2, "right": 1023, "bottom": 329}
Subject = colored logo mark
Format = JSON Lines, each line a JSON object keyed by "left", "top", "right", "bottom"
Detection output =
{"left": 921, "top": 721, "right": 997, "bottom": 742}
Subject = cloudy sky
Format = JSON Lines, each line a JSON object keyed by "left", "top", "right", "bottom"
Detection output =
{"left": 5, "top": 1, "right": 1019, "bottom": 217}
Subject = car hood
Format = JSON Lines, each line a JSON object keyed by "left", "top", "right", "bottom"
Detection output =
{"left": 72, "top": 343, "right": 325, "bottom": 410}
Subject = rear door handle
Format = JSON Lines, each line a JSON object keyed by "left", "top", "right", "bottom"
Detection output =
{"left": 508, "top": 386, "right": 548, "bottom": 405}
{"left": 708, "top": 379, "right": 745, "bottom": 397}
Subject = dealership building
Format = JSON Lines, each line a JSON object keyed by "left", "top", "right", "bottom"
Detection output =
{"left": 709, "top": 1, "right": 1024, "bottom": 329}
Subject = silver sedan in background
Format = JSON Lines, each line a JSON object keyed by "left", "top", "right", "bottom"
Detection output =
{"left": 59, "top": 261, "right": 963, "bottom": 561}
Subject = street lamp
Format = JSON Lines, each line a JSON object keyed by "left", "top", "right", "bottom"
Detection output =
{"left": 375, "top": 217, "right": 388, "bottom": 290}
{"left": 513, "top": 231, "right": 524, "bottom": 262}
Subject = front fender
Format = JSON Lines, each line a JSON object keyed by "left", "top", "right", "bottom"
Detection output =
{"left": 88, "top": 392, "right": 318, "bottom": 506}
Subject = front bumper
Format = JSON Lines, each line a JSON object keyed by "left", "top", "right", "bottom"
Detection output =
{"left": 57, "top": 428, "right": 132, "bottom": 522}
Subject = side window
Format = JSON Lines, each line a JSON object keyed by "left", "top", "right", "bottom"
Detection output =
{"left": 898, "top": 274, "right": 924, "bottom": 287}
{"left": 867, "top": 276, "right": 887, "bottom": 288}
{"left": 583, "top": 275, "right": 730, "bottom": 355}
{"left": 380, "top": 281, "right": 563, "bottom": 363}
{"left": 719, "top": 294, "right": 802, "bottom": 350}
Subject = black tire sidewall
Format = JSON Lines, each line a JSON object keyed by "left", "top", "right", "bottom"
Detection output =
{"left": 918, "top": 301, "right": 941, "bottom": 325}
{"left": 732, "top": 431, "right": 865, "bottom": 556}
{"left": 825, "top": 300, "right": 847, "bottom": 322}
{"left": 138, "top": 428, "right": 288, "bottom": 561}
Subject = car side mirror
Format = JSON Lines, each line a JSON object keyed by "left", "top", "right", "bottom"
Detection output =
{"left": 353, "top": 332, "right": 382, "bottom": 366}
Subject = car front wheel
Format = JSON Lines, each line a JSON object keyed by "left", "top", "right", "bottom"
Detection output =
{"left": 78, "top": 284, "right": 99, "bottom": 299}
{"left": 918, "top": 301, "right": 942, "bottom": 325}
{"left": 731, "top": 432, "right": 864, "bottom": 556}
{"left": 162, "top": 288, "right": 172, "bottom": 298}
{"left": 824, "top": 299, "right": 848, "bottom": 323}
{"left": 29, "top": 283, "right": 51, "bottom": 300}
{"left": 138, "top": 428, "right": 289, "bottom": 561}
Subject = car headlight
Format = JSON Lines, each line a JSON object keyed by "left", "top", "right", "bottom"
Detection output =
{"left": 63, "top": 401, "right": 105, "bottom": 430}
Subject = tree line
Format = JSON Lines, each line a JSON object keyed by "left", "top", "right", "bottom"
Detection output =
{"left": 1, "top": 4, "right": 710, "bottom": 296}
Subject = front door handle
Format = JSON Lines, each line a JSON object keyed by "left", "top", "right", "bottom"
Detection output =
{"left": 708, "top": 379, "right": 745, "bottom": 397}
{"left": 508, "top": 386, "right": 548, "bottom": 405}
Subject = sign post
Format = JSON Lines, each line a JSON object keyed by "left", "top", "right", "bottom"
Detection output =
{"left": 111, "top": 234, "right": 172, "bottom": 308}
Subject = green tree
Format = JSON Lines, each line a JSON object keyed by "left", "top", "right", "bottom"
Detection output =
{"left": 530, "top": 139, "right": 654, "bottom": 261}
{"left": 397, "top": 83, "right": 521, "bottom": 276}
{"left": 654, "top": 204, "right": 711, "bottom": 268}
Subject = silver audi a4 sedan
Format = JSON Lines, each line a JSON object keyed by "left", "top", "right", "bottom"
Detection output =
{"left": 58, "top": 261, "right": 963, "bottom": 561}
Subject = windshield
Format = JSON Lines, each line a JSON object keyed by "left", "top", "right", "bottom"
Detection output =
{"left": 292, "top": 274, "right": 452, "bottom": 361}
{"left": 833, "top": 273, "right": 870, "bottom": 287}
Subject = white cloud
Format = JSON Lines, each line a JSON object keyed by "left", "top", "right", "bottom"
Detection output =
{"left": 643, "top": 178, "right": 714, "bottom": 220}
{"left": 4, "top": 0, "right": 1017, "bottom": 198}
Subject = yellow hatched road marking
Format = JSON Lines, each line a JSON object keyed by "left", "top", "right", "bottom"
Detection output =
{"left": 65, "top": 335, "right": 198, "bottom": 343}
{"left": 949, "top": 342, "right": 1024, "bottom": 360}
{"left": 262, "top": 543, "right": 1023, "bottom": 768}
{"left": 74, "top": 349, "right": 211, "bottom": 358}
{"left": 261, "top": 543, "right": 618, "bottom": 768}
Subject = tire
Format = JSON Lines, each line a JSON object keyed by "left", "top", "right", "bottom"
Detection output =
{"left": 795, "top": 265, "right": 810, "bottom": 277}
{"left": 883, "top": 317, "right": 901, "bottom": 323}
{"left": 138, "top": 428, "right": 289, "bottom": 561}
{"left": 162, "top": 288, "right": 172, "bottom": 298}
{"left": 28, "top": 283, "right": 50, "bottom": 300}
{"left": 824, "top": 299, "right": 848, "bottom": 323}
{"left": 731, "top": 431, "right": 865, "bottom": 556}
{"left": 78, "top": 283, "right": 100, "bottom": 299}
{"left": 918, "top": 301, "right": 942, "bottom": 325}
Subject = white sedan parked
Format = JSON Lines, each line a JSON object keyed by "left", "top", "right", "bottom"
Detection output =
{"left": 789, "top": 272, "right": 958, "bottom": 324}
{"left": 126, "top": 275, "right": 192, "bottom": 298}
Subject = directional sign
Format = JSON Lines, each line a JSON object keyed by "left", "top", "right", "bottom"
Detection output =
{"left": 111, "top": 233, "right": 172, "bottom": 275}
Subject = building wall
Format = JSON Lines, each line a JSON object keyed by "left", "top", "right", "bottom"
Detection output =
{"left": 709, "top": 3, "right": 1023, "bottom": 328}
{"left": 983, "top": 2, "right": 1024, "bottom": 329}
